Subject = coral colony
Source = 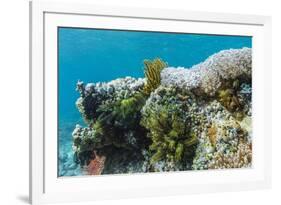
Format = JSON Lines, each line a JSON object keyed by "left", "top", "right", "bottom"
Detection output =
{"left": 71, "top": 48, "right": 252, "bottom": 175}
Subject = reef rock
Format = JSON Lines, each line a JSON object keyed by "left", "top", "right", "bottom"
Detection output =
{"left": 71, "top": 48, "right": 252, "bottom": 175}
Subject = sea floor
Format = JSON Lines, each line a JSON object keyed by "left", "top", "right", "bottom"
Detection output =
{"left": 58, "top": 119, "right": 82, "bottom": 176}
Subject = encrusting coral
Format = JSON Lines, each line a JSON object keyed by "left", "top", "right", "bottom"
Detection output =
{"left": 71, "top": 48, "right": 253, "bottom": 175}
{"left": 161, "top": 48, "right": 251, "bottom": 96}
{"left": 191, "top": 101, "right": 252, "bottom": 170}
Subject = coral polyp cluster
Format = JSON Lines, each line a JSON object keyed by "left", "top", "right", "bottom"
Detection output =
{"left": 161, "top": 47, "right": 251, "bottom": 96}
{"left": 191, "top": 101, "right": 252, "bottom": 170}
{"left": 72, "top": 48, "right": 252, "bottom": 175}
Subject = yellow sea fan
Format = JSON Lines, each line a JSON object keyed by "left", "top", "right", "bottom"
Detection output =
{"left": 143, "top": 58, "right": 167, "bottom": 95}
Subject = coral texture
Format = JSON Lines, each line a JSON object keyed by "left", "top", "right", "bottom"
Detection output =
{"left": 140, "top": 86, "right": 199, "bottom": 171}
{"left": 73, "top": 77, "right": 148, "bottom": 173}
{"left": 161, "top": 48, "right": 251, "bottom": 96}
{"left": 192, "top": 101, "right": 252, "bottom": 170}
{"left": 71, "top": 48, "right": 252, "bottom": 175}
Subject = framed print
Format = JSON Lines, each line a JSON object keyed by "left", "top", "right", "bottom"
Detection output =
{"left": 29, "top": 1, "right": 272, "bottom": 204}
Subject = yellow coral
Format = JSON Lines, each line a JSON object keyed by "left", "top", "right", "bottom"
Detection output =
{"left": 143, "top": 58, "right": 167, "bottom": 95}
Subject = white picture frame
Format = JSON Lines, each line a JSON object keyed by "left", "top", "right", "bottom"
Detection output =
{"left": 29, "top": 1, "right": 272, "bottom": 204}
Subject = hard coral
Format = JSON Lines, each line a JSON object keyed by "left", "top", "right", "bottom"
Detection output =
{"left": 208, "top": 140, "right": 252, "bottom": 169}
{"left": 161, "top": 48, "right": 252, "bottom": 96}
{"left": 73, "top": 77, "right": 148, "bottom": 172}
{"left": 70, "top": 48, "right": 253, "bottom": 175}
{"left": 192, "top": 101, "right": 252, "bottom": 170}
{"left": 75, "top": 77, "right": 145, "bottom": 125}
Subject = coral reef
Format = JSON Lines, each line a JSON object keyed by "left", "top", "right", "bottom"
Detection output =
{"left": 72, "top": 77, "right": 149, "bottom": 173}
{"left": 70, "top": 48, "right": 252, "bottom": 175}
{"left": 75, "top": 77, "right": 145, "bottom": 124}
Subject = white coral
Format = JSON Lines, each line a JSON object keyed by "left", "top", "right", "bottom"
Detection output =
{"left": 161, "top": 47, "right": 251, "bottom": 96}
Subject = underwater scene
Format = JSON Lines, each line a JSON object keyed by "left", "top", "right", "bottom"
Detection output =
{"left": 58, "top": 27, "right": 252, "bottom": 177}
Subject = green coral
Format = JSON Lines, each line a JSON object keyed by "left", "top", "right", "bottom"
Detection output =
{"left": 143, "top": 58, "right": 167, "bottom": 95}
{"left": 72, "top": 75, "right": 153, "bottom": 171}
{"left": 115, "top": 92, "right": 147, "bottom": 122}
{"left": 141, "top": 86, "right": 198, "bottom": 168}
{"left": 97, "top": 92, "right": 146, "bottom": 129}
{"left": 78, "top": 91, "right": 147, "bottom": 151}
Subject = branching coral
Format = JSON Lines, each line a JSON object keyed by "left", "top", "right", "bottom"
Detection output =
{"left": 75, "top": 82, "right": 107, "bottom": 125}
{"left": 143, "top": 58, "right": 167, "bottom": 95}
{"left": 72, "top": 125, "right": 104, "bottom": 167}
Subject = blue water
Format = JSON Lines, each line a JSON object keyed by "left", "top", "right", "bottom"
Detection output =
{"left": 58, "top": 27, "right": 252, "bottom": 176}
